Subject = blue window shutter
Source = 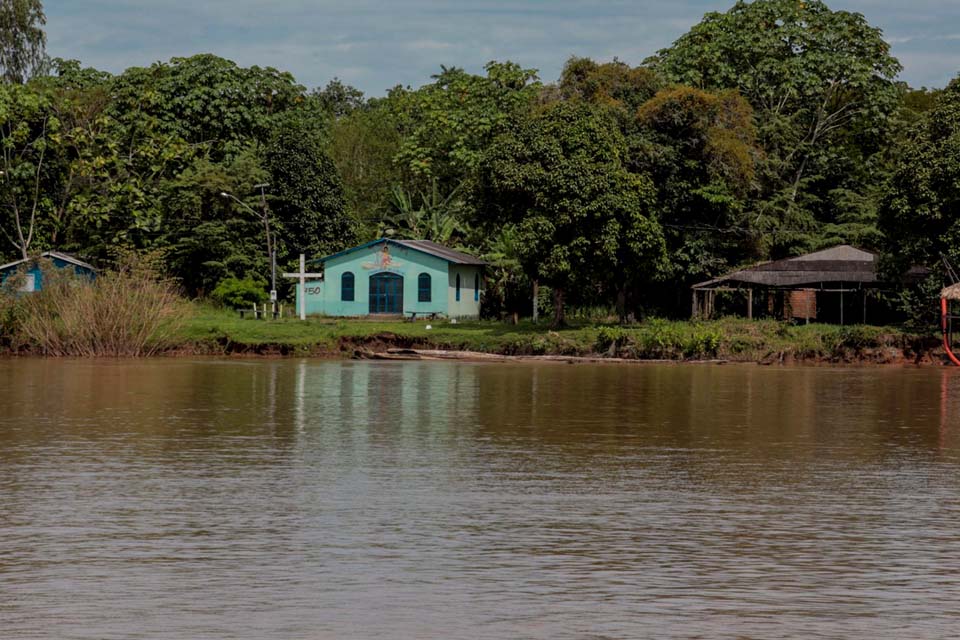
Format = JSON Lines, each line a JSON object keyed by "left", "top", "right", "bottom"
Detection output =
{"left": 418, "top": 273, "right": 431, "bottom": 302}
{"left": 341, "top": 272, "right": 355, "bottom": 301}
{"left": 474, "top": 273, "right": 479, "bottom": 301}
{"left": 455, "top": 273, "right": 461, "bottom": 301}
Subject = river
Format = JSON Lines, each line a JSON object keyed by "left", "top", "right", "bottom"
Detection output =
{"left": 2, "top": 359, "right": 960, "bottom": 639}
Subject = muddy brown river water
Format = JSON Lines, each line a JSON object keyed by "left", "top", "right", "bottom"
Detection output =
{"left": 2, "top": 359, "right": 960, "bottom": 639}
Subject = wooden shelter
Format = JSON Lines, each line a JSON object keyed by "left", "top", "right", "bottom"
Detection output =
{"left": 691, "top": 245, "right": 896, "bottom": 324}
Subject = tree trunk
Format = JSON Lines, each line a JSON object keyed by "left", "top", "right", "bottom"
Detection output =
{"left": 616, "top": 285, "right": 627, "bottom": 325}
{"left": 552, "top": 286, "right": 565, "bottom": 328}
{"left": 532, "top": 279, "right": 539, "bottom": 324}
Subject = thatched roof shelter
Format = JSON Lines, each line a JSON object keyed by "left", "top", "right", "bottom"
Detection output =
{"left": 941, "top": 283, "right": 960, "bottom": 301}
{"left": 690, "top": 245, "right": 928, "bottom": 323}
{"left": 692, "top": 245, "right": 879, "bottom": 290}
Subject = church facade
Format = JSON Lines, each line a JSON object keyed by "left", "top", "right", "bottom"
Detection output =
{"left": 293, "top": 239, "right": 485, "bottom": 319}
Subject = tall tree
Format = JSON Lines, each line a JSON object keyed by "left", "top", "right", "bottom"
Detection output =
{"left": 328, "top": 103, "right": 401, "bottom": 225}
{"left": 478, "top": 101, "right": 665, "bottom": 325}
{"left": 162, "top": 151, "right": 268, "bottom": 296}
{"left": 389, "top": 61, "right": 539, "bottom": 189}
{"left": 0, "top": 0, "right": 45, "bottom": 84}
{"left": 879, "top": 77, "right": 960, "bottom": 275}
{"left": 314, "top": 78, "right": 365, "bottom": 118}
{"left": 0, "top": 82, "right": 55, "bottom": 259}
{"left": 106, "top": 54, "right": 306, "bottom": 161}
{"left": 634, "top": 86, "right": 759, "bottom": 306}
{"left": 558, "top": 56, "right": 661, "bottom": 115}
{"left": 651, "top": 0, "right": 901, "bottom": 256}
{"left": 264, "top": 109, "right": 355, "bottom": 260}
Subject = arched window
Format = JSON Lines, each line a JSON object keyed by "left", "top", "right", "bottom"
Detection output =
{"left": 341, "top": 271, "right": 355, "bottom": 301}
{"left": 455, "top": 273, "right": 461, "bottom": 302}
{"left": 474, "top": 273, "right": 480, "bottom": 302}
{"left": 418, "top": 273, "right": 431, "bottom": 302}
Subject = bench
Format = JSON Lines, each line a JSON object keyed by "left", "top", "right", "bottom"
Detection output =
{"left": 405, "top": 311, "right": 440, "bottom": 322}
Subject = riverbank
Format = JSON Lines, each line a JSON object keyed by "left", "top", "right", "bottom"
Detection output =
{"left": 169, "top": 308, "right": 942, "bottom": 365}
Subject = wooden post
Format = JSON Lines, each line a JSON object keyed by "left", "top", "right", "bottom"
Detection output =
{"left": 299, "top": 253, "right": 306, "bottom": 320}
{"left": 692, "top": 290, "right": 698, "bottom": 319}
{"left": 532, "top": 279, "right": 539, "bottom": 324}
{"left": 747, "top": 289, "right": 753, "bottom": 320}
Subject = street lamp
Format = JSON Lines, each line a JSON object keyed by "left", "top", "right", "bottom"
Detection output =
{"left": 220, "top": 187, "right": 277, "bottom": 317}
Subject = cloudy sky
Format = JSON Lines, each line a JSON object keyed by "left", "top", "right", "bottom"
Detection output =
{"left": 44, "top": 1, "right": 960, "bottom": 95}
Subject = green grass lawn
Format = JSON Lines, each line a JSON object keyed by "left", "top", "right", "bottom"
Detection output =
{"left": 174, "top": 305, "right": 934, "bottom": 362}
{"left": 178, "top": 305, "right": 602, "bottom": 353}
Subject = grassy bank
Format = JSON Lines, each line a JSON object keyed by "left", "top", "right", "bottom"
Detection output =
{"left": 172, "top": 307, "right": 940, "bottom": 364}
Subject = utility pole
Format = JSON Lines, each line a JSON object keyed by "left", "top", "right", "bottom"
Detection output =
{"left": 255, "top": 183, "right": 276, "bottom": 317}
{"left": 221, "top": 186, "right": 276, "bottom": 318}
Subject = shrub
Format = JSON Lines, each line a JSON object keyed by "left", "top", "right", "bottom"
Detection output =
{"left": 683, "top": 328, "right": 722, "bottom": 357}
{"left": 595, "top": 325, "right": 627, "bottom": 352}
{"left": 8, "top": 254, "right": 188, "bottom": 357}
{"left": 212, "top": 276, "right": 268, "bottom": 309}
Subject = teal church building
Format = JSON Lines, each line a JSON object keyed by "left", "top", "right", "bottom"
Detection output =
{"left": 293, "top": 239, "right": 485, "bottom": 318}
{"left": 0, "top": 251, "right": 96, "bottom": 292}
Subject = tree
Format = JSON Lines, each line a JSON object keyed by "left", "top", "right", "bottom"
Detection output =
{"left": 385, "top": 180, "right": 467, "bottom": 247}
{"left": 0, "top": 82, "right": 56, "bottom": 259}
{"left": 879, "top": 77, "right": 960, "bottom": 275}
{"left": 651, "top": 0, "right": 901, "bottom": 256}
{"left": 264, "top": 110, "right": 355, "bottom": 260}
{"left": 106, "top": 54, "right": 306, "bottom": 161}
{"left": 634, "top": 86, "right": 759, "bottom": 312}
{"left": 0, "top": 0, "right": 46, "bottom": 84}
{"left": 328, "top": 103, "right": 401, "bottom": 225}
{"left": 558, "top": 56, "right": 661, "bottom": 115}
{"left": 314, "top": 78, "right": 365, "bottom": 118}
{"left": 389, "top": 61, "right": 539, "bottom": 188}
{"left": 478, "top": 101, "right": 665, "bottom": 325}
{"left": 162, "top": 151, "right": 268, "bottom": 296}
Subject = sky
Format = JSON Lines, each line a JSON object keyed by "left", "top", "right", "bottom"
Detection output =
{"left": 44, "top": 1, "right": 960, "bottom": 95}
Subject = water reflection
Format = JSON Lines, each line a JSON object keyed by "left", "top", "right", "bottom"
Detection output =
{"left": 2, "top": 360, "right": 960, "bottom": 639}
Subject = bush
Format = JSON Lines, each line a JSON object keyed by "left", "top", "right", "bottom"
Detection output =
{"left": 211, "top": 276, "right": 268, "bottom": 309}
{"left": 595, "top": 325, "right": 627, "bottom": 352}
{"left": 4, "top": 254, "right": 188, "bottom": 357}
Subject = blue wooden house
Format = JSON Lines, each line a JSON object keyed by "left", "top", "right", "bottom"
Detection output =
{"left": 290, "top": 239, "right": 485, "bottom": 318}
{"left": 0, "top": 251, "right": 97, "bottom": 292}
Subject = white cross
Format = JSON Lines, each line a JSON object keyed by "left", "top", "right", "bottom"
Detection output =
{"left": 282, "top": 254, "right": 324, "bottom": 320}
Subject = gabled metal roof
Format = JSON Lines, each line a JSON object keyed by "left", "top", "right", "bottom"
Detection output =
{"left": 391, "top": 239, "right": 486, "bottom": 265}
{"left": 0, "top": 251, "right": 96, "bottom": 273}
{"left": 313, "top": 238, "right": 486, "bottom": 266}
{"left": 692, "top": 245, "right": 878, "bottom": 289}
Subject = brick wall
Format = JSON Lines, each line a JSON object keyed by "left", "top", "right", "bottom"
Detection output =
{"left": 787, "top": 289, "right": 817, "bottom": 321}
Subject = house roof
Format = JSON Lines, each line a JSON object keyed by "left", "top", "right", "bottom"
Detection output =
{"left": 0, "top": 251, "right": 96, "bottom": 273}
{"left": 943, "top": 283, "right": 960, "bottom": 301}
{"left": 692, "top": 245, "right": 880, "bottom": 289}
{"left": 314, "top": 238, "right": 486, "bottom": 266}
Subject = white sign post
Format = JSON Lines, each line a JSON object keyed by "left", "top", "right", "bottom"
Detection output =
{"left": 282, "top": 253, "right": 324, "bottom": 320}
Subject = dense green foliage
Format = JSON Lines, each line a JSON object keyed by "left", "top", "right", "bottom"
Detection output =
{"left": 0, "top": 0, "right": 45, "bottom": 83}
{"left": 1, "top": 0, "right": 957, "bottom": 327}
{"left": 651, "top": 0, "right": 901, "bottom": 257}
{"left": 211, "top": 276, "right": 269, "bottom": 310}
